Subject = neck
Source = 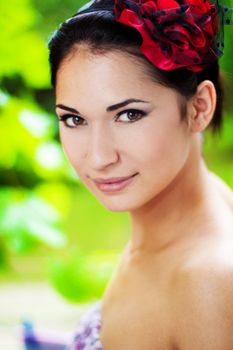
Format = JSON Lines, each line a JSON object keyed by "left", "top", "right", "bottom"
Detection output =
{"left": 128, "top": 135, "right": 210, "bottom": 255}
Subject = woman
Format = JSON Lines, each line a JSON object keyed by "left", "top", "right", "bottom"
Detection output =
{"left": 48, "top": 0, "right": 233, "bottom": 349}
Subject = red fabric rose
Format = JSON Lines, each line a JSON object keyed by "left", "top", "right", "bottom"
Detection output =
{"left": 114, "top": 0, "right": 219, "bottom": 71}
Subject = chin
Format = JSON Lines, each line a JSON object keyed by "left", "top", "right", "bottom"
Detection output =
{"left": 95, "top": 195, "right": 135, "bottom": 212}
{"left": 81, "top": 178, "right": 139, "bottom": 212}
{"left": 93, "top": 189, "right": 156, "bottom": 213}
{"left": 83, "top": 177, "right": 171, "bottom": 213}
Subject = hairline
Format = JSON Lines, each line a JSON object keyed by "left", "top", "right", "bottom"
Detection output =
{"left": 56, "top": 42, "right": 190, "bottom": 124}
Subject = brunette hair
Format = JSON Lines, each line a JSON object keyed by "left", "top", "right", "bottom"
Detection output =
{"left": 48, "top": 0, "right": 224, "bottom": 132}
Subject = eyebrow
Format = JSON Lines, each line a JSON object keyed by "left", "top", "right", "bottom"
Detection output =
{"left": 106, "top": 98, "right": 150, "bottom": 112}
{"left": 56, "top": 98, "right": 150, "bottom": 114}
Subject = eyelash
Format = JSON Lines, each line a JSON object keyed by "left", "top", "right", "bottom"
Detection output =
{"left": 58, "top": 109, "right": 148, "bottom": 128}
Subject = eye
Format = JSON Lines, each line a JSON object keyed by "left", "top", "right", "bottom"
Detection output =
{"left": 116, "top": 109, "right": 147, "bottom": 123}
{"left": 58, "top": 114, "right": 85, "bottom": 128}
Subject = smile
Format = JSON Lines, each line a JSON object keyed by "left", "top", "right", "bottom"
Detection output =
{"left": 93, "top": 173, "right": 138, "bottom": 193}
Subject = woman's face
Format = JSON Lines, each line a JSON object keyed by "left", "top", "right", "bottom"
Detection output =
{"left": 55, "top": 48, "right": 191, "bottom": 212}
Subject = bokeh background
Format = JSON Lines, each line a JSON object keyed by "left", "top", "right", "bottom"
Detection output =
{"left": 0, "top": 0, "right": 232, "bottom": 348}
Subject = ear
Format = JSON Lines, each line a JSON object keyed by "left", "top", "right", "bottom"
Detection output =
{"left": 187, "top": 80, "right": 216, "bottom": 133}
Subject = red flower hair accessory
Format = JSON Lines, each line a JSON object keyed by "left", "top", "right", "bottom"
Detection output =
{"left": 114, "top": 0, "right": 221, "bottom": 71}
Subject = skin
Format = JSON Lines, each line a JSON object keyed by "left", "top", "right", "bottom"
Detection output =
{"left": 55, "top": 47, "right": 233, "bottom": 350}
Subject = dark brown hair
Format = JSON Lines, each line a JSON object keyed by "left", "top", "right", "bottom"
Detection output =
{"left": 48, "top": 0, "right": 224, "bottom": 131}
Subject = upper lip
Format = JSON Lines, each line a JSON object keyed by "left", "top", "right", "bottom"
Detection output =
{"left": 93, "top": 173, "right": 138, "bottom": 184}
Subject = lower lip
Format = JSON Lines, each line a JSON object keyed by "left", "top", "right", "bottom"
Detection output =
{"left": 94, "top": 174, "right": 138, "bottom": 193}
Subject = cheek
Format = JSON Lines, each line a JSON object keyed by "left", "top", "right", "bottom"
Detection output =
{"left": 59, "top": 128, "right": 86, "bottom": 172}
{"left": 129, "top": 117, "right": 190, "bottom": 180}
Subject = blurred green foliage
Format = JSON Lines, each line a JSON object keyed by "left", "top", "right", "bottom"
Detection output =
{"left": 0, "top": 0, "right": 232, "bottom": 302}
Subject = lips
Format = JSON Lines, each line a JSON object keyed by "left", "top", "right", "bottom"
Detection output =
{"left": 92, "top": 173, "right": 138, "bottom": 193}
{"left": 93, "top": 173, "right": 138, "bottom": 185}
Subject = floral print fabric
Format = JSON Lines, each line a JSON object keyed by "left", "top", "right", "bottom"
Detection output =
{"left": 66, "top": 301, "right": 103, "bottom": 350}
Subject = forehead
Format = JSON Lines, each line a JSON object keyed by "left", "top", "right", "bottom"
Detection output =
{"left": 57, "top": 49, "right": 150, "bottom": 90}
{"left": 55, "top": 48, "right": 177, "bottom": 107}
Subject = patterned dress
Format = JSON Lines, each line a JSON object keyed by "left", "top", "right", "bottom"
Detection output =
{"left": 67, "top": 301, "right": 103, "bottom": 350}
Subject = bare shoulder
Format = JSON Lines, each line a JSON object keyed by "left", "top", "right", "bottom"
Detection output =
{"left": 209, "top": 171, "right": 233, "bottom": 210}
{"left": 171, "top": 233, "right": 233, "bottom": 349}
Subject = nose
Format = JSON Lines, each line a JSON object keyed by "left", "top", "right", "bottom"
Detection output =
{"left": 87, "top": 126, "right": 119, "bottom": 171}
